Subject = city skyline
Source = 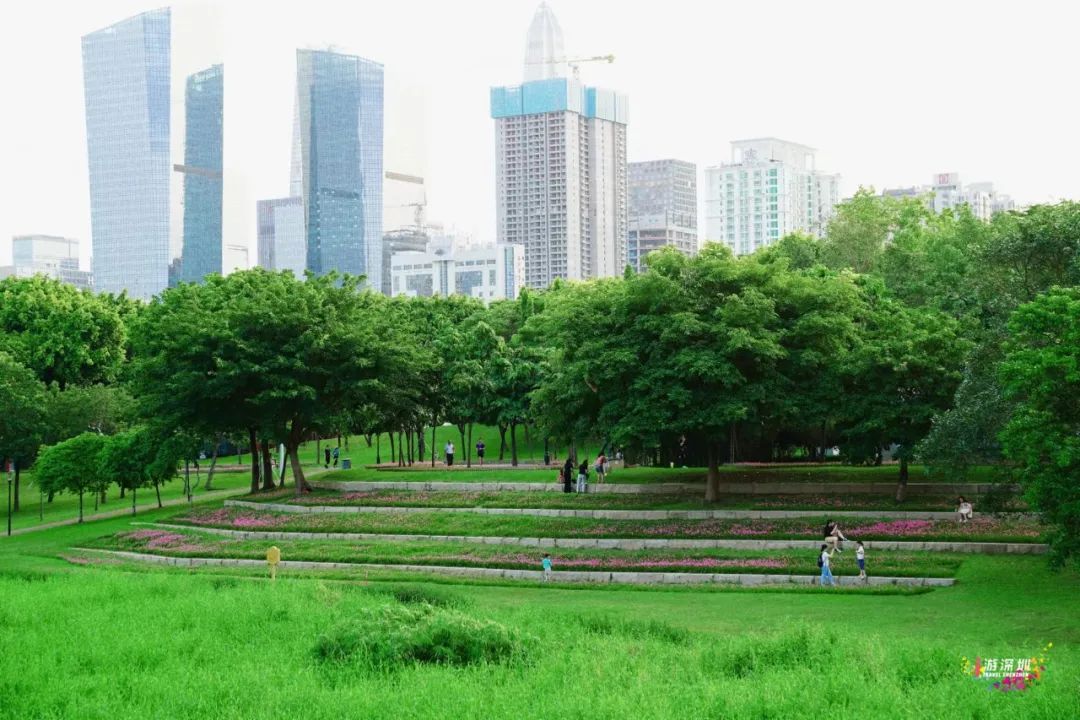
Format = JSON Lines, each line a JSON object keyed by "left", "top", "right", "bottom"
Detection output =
{"left": 2, "top": 0, "right": 1078, "bottom": 271}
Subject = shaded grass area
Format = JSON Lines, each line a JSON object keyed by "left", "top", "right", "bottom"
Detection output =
{"left": 247, "top": 488, "right": 1024, "bottom": 512}
{"left": 87, "top": 528, "right": 963, "bottom": 577}
{"left": 0, "top": 550, "right": 1075, "bottom": 718}
{"left": 170, "top": 506, "right": 1048, "bottom": 544}
{"left": 0, "top": 469, "right": 253, "bottom": 533}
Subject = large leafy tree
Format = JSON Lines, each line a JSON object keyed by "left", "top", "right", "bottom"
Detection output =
{"left": 999, "top": 288, "right": 1080, "bottom": 566}
{"left": 0, "top": 353, "right": 47, "bottom": 511}
{"left": 0, "top": 276, "right": 125, "bottom": 388}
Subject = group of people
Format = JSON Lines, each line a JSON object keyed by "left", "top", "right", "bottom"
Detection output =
{"left": 441, "top": 440, "right": 489, "bottom": 467}
{"left": 322, "top": 446, "right": 339, "bottom": 469}
{"left": 558, "top": 452, "right": 610, "bottom": 493}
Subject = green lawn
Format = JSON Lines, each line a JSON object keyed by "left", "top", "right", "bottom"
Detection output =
{"left": 0, "top": 513, "right": 1075, "bottom": 718}
{"left": 170, "top": 506, "right": 1047, "bottom": 544}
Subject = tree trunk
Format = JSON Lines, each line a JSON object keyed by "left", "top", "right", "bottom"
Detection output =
{"left": 705, "top": 442, "right": 720, "bottom": 503}
{"left": 524, "top": 423, "right": 531, "bottom": 462}
{"left": 457, "top": 424, "right": 467, "bottom": 468}
{"left": 729, "top": 423, "right": 737, "bottom": 464}
{"left": 248, "top": 427, "right": 260, "bottom": 494}
{"left": 288, "top": 445, "right": 311, "bottom": 496}
{"left": 131, "top": 486, "right": 136, "bottom": 516}
{"left": 431, "top": 419, "right": 437, "bottom": 467}
{"left": 389, "top": 432, "right": 395, "bottom": 465}
{"left": 820, "top": 422, "right": 827, "bottom": 463}
{"left": 895, "top": 455, "right": 909, "bottom": 503}
{"left": 417, "top": 426, "right": 425, "bottom": 464}
{"left": 466, "top": 423, "right": 473, "bottom": 468}
{"left": 510, "top": 421, "right": 519, "bottom": 467}
{"left": 13, "top": 462, "right": 20, "bottom": 513}
{"left": 78, "top": 489, "right": 84, "bottom": 523}
{"left": 184, "top": 460, "right": 192, "bottom": 503}
{"left": 498, "top": 424, "right": 508, "bottom": 461}
{"left": 364, "top": 433, "right": 373, "bottom": 447}
{"left": 205, "top": 444, "right": 219, "bottom": 491}
{"left": 261, "top": 440, "right": 275, "bottom": 492}
{"left": 120, "top": 485, "right": 125, "bottom": 499}
{"left": 155, "top": 479, "right": 162, "bottom": 508}
{"left": 315, "top": 437, "right": 321, "bottom": 466}
{"left": 376, "top": 434, "right": 381, "bottom": 465}
{"left": 398, "top": 431, "right": 405, "bottom": 467}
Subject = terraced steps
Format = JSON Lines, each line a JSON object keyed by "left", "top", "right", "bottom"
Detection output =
{"left": 150, "top": 523, "right": 1047, "bottom": 554}
{"left": 226, "top": 499, "right": 1020, "bottom": 521}
{"left": 76, "top": 548, "right": 956, "bottom": 587}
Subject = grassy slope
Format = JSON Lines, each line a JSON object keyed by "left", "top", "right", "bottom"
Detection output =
{"left": 0, "top": 517, "right": 1076, "bottom": 718}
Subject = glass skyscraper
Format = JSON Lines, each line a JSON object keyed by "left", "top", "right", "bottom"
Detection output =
{"left": 81, "top": 8, "right": 171, "bottom": 301}
{"left": 294, "top": 49, "right": 383, "bottom": 289}
{"left": 178, "top": 64, "right": 224, "bottom": 284}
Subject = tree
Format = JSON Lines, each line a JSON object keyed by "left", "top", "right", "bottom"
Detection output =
{"left": 35, "top": 433, "right": 107, "bottom": 523}
{"left": 999, "top": 288, "right": 1080, "bottom": 566}
{"left": 837, "top": 287, "right": 970, "bottom": 500}
{"left": 0, "top": 276, "right": 125, "bottom": 388}
{"left": 820, "top": 189, "right": 900, "bottom": 274}
{"left": 0, "top": 353, "right": 47, "bottom": 511}
{"left": 99, "top": 429, "right": 154, "bottom": 514}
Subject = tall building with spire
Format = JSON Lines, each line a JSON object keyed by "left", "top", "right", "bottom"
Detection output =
{"left": 491, "top": 2, "right": 628, "bottom": 289}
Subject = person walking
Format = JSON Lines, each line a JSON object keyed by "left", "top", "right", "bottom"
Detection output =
{"left": 856, "top": 541, "right": 867, "bottom": 583}
{"left": 594, "top": 453, "right": 607, "bottom": 484}
{"left": 445, "top": 441, "right": 455, "bottom": 467}
{"left": 476, "top": 439, "right": 486, "bottom": 466}
{"left": 332, "top": 446, "right": 339, "bottom": 468}
{"left": 576, "top": 458, "right": 589, "bottom": 493}
{"left": 562, "top": 457, "right": 574, "bottom": 494}
{"left": 324, "top": 447, "right": 331, "bottom": 469}
{"left": 819, "top": 544, "right": 835, "bottom": 587}
{"left": 542, "top": 553, "right": 552, "bottom": 582}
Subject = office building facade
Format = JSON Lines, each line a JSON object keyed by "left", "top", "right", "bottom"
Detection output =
{"left": 177, "top": 64, "right": 224, "bottom": 284}
{"left": 294, "top": 49, "right": 384, "bottom": 289}
{"left": 390, "top": 236, "right": 523, "bottom": 303}
{"left": 256, "top": 197, "right": 306, "bottom": 277}
{"left": 628, "top": 159, "right": 697, "bottom": 271}
{"left": 5, "top": 235, "right": 93, "bottom": 291}
{"left": 704, "top": 138, "right": 840, "bottom": 256}
{"left": 82, "top": 8, "right": 171, "bottom": 301}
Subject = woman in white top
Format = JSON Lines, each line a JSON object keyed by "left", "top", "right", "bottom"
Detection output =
{"left": 819, "top": 544, "right": 835, "bottom": 586}
{"left": 956, "top": 496, "right": 973, "bottom": 523}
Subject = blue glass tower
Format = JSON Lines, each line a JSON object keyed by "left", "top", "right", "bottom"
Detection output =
{"left": 81, "top": 8, "right": 171, "bottom": 301}
{"left": 294, "top": 49, "right": 383, "bottom": 289}
{"left": 178, "top": 64, "right": 224, "bottom": 284}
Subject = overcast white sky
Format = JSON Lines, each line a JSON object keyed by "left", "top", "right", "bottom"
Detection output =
{"left": 1, "top": 0, "right": 1078, "bottom": 268}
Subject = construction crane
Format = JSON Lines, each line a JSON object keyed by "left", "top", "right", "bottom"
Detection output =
{"left": 526, "top": 54, "right": 615, "bottom": 81}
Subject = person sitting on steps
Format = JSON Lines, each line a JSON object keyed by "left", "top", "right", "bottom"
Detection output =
{"left": 956, "top": 496, "right": 973, "bottom": 523}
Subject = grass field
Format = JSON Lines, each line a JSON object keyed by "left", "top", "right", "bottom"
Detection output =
{"left": 0, "top": 469, "right": 1073, "bottom": 719}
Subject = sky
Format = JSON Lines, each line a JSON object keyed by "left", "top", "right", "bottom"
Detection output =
{"left": 1, "top": 0, "right": 1078, "bottom": 269}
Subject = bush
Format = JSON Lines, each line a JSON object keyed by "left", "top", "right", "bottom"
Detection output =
{"left": 578, "top": 615, "right": 690, "bottom": 644}
{"left": 314, "top": 605, "right": 532, "bottom": 669}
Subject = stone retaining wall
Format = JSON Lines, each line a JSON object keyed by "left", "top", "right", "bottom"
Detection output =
{"left": 311, "top": 480, "right": 1007, "bottom": 496}
{"left": 155, "top": 523, "right": 1046, "bottom": 555}
{"left": 75, "top": 549, "right": 954, "bottom": 587}
{"left": 226, "top": 499, "right": 1022, "bottom": 522}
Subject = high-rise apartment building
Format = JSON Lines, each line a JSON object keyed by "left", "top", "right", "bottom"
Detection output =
{"left": 177, "top": 64, "right": 224, "bottom": 284}
{"left": 293, "top": 49, "right": 384, "bottom": 289}
{"left": 256, "top": 197, "right": 306, "bottom": 277}
{"left": 628, "top": 159, "right": 697, "bottom": 271}
{"left": 881, "top": 174, "right": 1016, "bottom": 220}
{"left": 704, "top": 138, "right": 840, "bottom": 256}
{"left": 4, "top": 235, "right": 93, "bottom": 291}
{"left": 490, "top": 2, "right": 629, "bottom": 289}
{"left": 82, "top": 8, "right": 172, "bottom": 301}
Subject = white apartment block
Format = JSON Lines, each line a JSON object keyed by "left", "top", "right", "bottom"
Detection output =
{"left": 928, "top": 173, "right": 1015, "bottom": 220}
{"left": 705, "top": 138, "right": 840, "bottom": 256}
{"left": 390, "top": 235, "right": 524, "bottom": 304}
{"left": 628, "top": 159, "right": 698, "bottom": 271}
{"left": 3, "top": 235, "right": 93, "bottom": 291}
{"left": 490, "top": 2, "right": 628, "bottom": 289}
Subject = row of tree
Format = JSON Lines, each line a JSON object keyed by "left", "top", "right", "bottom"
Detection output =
{"left": 0, "top": 197, "right": 1077, "bottom": 562}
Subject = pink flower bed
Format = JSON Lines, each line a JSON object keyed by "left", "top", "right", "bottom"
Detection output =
{"left": 182, "top": 508, "right": 290, "bottom": 529}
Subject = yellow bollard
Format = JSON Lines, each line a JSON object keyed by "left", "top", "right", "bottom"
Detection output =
{"left": 267, "top": 545, "right": 281, "bottom": 581}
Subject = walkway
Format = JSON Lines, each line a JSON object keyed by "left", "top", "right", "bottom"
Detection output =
{"left": 74, "top": 548, "right": 955, "bottom": 587}
{"left": 225, "top": 499, "right": 1022, "bottom": 522}
{"left": 312, "top": 479, "right": 1003, "bottom": 496}
{"left": 152, "top": 522, "right": 1047, "bottom": 555}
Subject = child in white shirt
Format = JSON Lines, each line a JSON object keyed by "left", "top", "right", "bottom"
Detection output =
{"left": 856, "top": 541, "right": 866, "bottom": 582}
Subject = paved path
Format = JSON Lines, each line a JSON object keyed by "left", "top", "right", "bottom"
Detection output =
{"left": 226, "top": 499, "right": 1023, "bottom": 522}
{"left": 312, "top": 479, "right": 1005, "bottom": 496}
{"left": 74, "top": 548, "right": 955, "bottom": 587}
{"left": 152, "top": 522, "right": 1047, "bottom": 555}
